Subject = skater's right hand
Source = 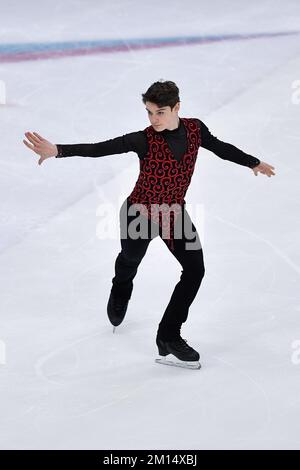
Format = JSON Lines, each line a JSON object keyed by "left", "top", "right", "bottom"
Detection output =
{"left": 23, "top": 132, "right": 58, "bottom": 165}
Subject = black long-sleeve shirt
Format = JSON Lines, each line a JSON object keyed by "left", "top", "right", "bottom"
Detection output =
{"left": 55, "top": 118, "right": 261, "bottom": 168}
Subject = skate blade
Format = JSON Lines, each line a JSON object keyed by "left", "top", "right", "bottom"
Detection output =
{"left": 155, "top": 355, "right": 201, "bottom": 370}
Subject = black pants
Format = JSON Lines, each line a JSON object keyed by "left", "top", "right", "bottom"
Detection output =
{"left": 110, "top": 197, "right": 205, "bottom": 340}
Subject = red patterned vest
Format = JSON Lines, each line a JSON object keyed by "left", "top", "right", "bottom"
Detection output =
{"left": 127, "top": 118, "right": 201, "bottom": 251}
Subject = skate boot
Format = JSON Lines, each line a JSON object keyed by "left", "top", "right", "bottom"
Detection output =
{"left": 155, "top": 335, "right": 201, "bottom": 369}
{"left": 107, "top": 291, "right": 130, "bottom": 332}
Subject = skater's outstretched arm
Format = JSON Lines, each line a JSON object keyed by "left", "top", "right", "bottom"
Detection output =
{"left": 197, "top": 120, "right": 276, "bottom": 177}
{"left": 23, "top": 131, "right": 141, "bottom": 165}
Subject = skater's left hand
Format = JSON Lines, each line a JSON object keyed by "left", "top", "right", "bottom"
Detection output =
{"left": 251, "top": 161, "right": 276, "bottom": 177}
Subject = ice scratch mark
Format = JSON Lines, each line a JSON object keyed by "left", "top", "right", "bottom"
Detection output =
{"left": 210, "top": 213, "right": 300, "bottom": 275}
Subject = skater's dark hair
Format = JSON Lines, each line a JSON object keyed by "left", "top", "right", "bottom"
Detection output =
{"left": 142, "top": 80, "right": 180, "bottom": 110}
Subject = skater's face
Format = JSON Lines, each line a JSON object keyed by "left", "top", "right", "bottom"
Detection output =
{"left": 145, "top": 101, "right": 180, "bottom": 131}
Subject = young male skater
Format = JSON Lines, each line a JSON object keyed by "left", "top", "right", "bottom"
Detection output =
{"left": 23, "top": 80, "right": 275, "bottom": 369}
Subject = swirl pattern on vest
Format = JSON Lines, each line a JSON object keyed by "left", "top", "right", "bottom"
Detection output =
{"left": 128, "top": 118, "right": 201, "bottom": 251}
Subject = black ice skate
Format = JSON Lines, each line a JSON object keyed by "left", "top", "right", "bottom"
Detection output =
{"left": 107, "top": 291, "right": 130, "bottom": 333}
{"left": 155, "top": 336, "right": 201, "bottom": 369}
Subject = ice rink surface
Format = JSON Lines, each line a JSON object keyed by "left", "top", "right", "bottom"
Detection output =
{"left": 0, "top": 0, "right": 300, "bottom": 450}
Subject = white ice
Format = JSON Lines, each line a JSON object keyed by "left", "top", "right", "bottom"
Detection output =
{"left": 0, "top": 0, "right": 300, "bottom": 450}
